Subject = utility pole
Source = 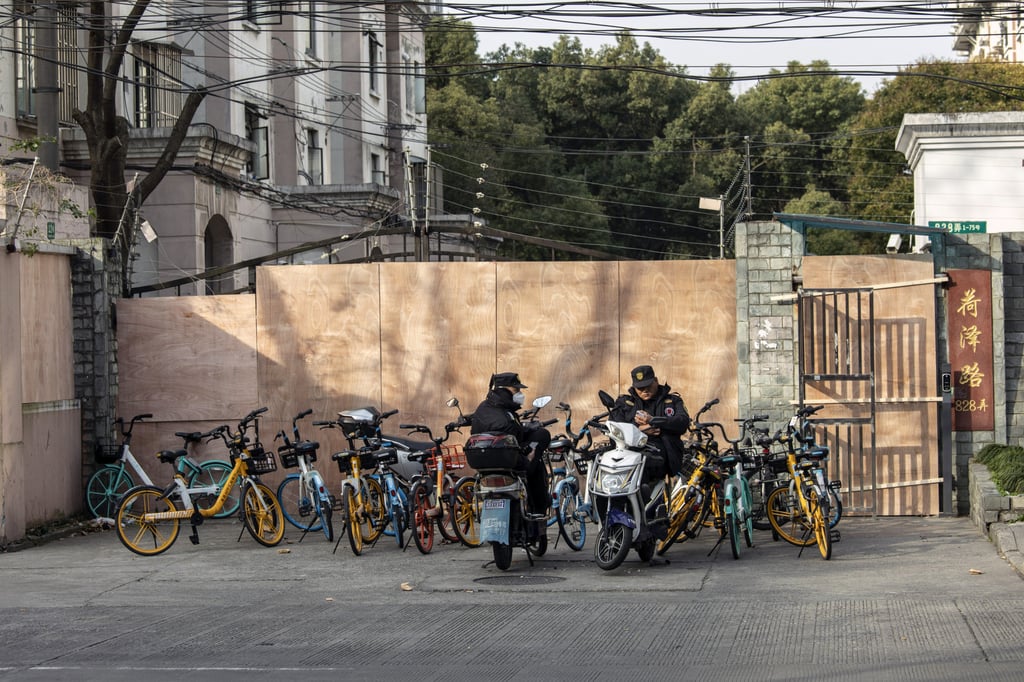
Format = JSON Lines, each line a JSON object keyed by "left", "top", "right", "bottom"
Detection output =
{"left": 743, "top": 135, "right": 752, "bottom": 220}
{"left": 35, "top": 4, "right": 60, "bottom": 172}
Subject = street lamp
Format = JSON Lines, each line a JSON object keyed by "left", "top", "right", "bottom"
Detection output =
{"left": 699, "top": 196, "right": 725, "bottom": 259}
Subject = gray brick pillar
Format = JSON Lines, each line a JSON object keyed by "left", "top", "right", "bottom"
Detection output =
{"left": 736, "top": 220, "right": 804, "bottom": 426}
{"left": 70, "top": 239, "right": 120, "bottom": 496}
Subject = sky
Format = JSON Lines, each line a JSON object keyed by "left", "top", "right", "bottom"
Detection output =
{"left": 445, "top": 1, "right": 965, "bottom": 94}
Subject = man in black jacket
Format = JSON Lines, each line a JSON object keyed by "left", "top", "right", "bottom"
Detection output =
{"left": 610, "top": 365, "right": 691, "bottom": 480}
{"left": 471, "top": 372, "right": 551, "bottom": 515}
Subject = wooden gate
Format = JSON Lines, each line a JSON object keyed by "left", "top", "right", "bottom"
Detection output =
{"left": 800, "top": 257, "right": 942, "bottom": 516}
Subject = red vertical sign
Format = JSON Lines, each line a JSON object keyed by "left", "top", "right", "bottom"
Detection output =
{"left": 947, "top": 269, "right": 994, "bottom": 431}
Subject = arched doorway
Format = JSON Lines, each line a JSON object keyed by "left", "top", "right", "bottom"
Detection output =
{"left": 203, "top": 216, "right": 233, "bottom": 294}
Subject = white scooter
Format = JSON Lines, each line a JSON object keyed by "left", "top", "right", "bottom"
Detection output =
{"left": 588, "top": 390, "right": 667, "bottom": 570}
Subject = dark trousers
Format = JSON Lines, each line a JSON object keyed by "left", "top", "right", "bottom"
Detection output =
{"left": 523, "top": 427, "right": 551, "bottom": 513}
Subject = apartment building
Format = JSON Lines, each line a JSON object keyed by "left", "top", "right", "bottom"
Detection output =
{"left": 1, "top": 1, "right": 477, "bottom": 295}
{"left": 953, "top": 1, "right": 1024, "bottom": 63}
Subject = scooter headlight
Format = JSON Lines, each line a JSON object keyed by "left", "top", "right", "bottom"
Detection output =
{"left": 599, "top": 473, "right": 627, "bottom": 494}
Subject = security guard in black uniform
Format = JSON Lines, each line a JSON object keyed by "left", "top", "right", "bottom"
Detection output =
{"left": 610, "top": 365, "right": 691, "bottom": 478}
{"left": 471, "top": 372, "right": 551, "bottom": 515}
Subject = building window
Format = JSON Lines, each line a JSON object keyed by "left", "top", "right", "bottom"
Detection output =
{"left": 14, "top": 5, "right": 35, "bottom": 118}
{"left": 132, "top": 42, "right": 183, "bottom": 128}
{"left": 307, "top": 129, "right": 323, "bottom": 185}
{"left": 414, "top": 62, "right": 426, "bottom": 115}
{"left": 134, "top": 53, "right": 155, "bottom": 128}
{"left": 244, "top": 0, "right": 283, "bottom": 25}
{"left": 245, "top": 104, "right": 270, "bottom": 180}
{"left": 371, "top": 153, "right": 386, "bottom": 185}
{"left": 367, "top": 30, "right": 382, "bottom": 93}
{"left": 306, "top": 2, "right": 317, "bottom": 57}
{"left": 14, "top": 3, "right": 82, "bottom": 125}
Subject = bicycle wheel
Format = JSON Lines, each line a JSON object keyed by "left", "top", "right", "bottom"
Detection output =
{"left": 828, "top": 484, "right": 843, "bottom": 528}
{"left": 740, "top": 482, "right": 755, "bottom": 548}
{"left": 410, "top": 481, "right": 435, "bottom": 554}
{"left": 452, "top": 476, "right": 482, "bottom": 548}
{"left": 86, "top": 465, "right": 134, "bottom": 519}
{"left": 241, "top": 481, "right": 285, "bottom": 547}
{"left": 437, "top": 477, "right": 461, "bottom": 543}
{"left": 346, "top": 485, "right": 363, "bottom": 555}
{"left": 810, "top": 488, "right": 833, "bottom": 560}
{"left": 360, "top": 477, "right": 386, "bottom": 543}
{"left": 116, "top": 485, "right": 180, "bottom": 556}
{"left": 726, "top": 504, "right": 741, "bottom": 560}
{"left": 556, "top": 481, "right": 586, "bottom": 551}
{"left": 314, "top": 476, "right": 334, "bottom": 542}
{"left": 749, "top": 477, "right": 776, "bottom": 531}
{"left": 277, "top": 474, "right": 320, "bottom": 532}
{"left": 657, "top": 489, "right": 701, "bottom": 555}
{"left": 191, "top": 460, "right": 241, "bottom": 518}
{"left": 391, "top": 495, "right": 406, "bottom": 548}
{"left": 766, "top": 486, "right": 815, "bottom": 547}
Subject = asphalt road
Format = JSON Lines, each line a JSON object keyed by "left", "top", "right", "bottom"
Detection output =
{"left": 0, "top": 515, "right": 1021, "bottom": 681}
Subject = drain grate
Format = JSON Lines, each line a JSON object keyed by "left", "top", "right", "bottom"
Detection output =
{"left": 474, "top": 575, "right": 567, "bottom": 586}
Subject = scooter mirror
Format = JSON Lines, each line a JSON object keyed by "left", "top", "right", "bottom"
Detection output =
{"left": 598, "top": 390, "right": 615, "bottom": 409}
{"left": 446, "top": 397, "right": 459, "bottom": 409}
{"left": 532, "top": 395, "right": 552, "bottom": 409}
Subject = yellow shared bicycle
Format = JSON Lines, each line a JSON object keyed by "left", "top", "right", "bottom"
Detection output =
{"left": 115, "top": 407, "right": 286, "bottom": 556}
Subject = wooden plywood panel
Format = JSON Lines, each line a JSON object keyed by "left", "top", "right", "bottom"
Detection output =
{"left": 494, "top": 261, "right": 621, "bottom": 422}
{"left": 379, "top": 262, "right": 496, "bottom": 431}
{"left": 117, "top": 295, "right": 257, "bottom": 422}
{"left": 618, "top": 260, "right": 738, "bottom": 424}
{"left": 256, "top": 264, "right": 381, "bottom": 444}
{"left": 21, "top": 254, "right": 73, "bottom": 402}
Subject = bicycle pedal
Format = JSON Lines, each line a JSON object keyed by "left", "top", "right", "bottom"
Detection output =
{"left": 830, "top": 529, "right": 841, "bottom": 543}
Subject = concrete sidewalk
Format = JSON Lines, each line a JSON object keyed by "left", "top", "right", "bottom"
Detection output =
{"left": 0, "top": 515, "right": 1022, "bottom": 681}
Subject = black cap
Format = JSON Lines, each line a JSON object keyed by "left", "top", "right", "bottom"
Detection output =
{"left": 491, "top": 372, "right": 527, "bottom": 389}
{"left": 630, "top": 365, "right": 656, "bottom": 389}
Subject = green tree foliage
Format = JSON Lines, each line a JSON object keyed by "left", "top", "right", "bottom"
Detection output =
{"left": 736, "top": 62, "right": 865, "bottom": 220}
{"left": 845, "top": 59, "right": 1024, "bottom": 229}
{"left": 426, "top": 18, "right": 1024, "bottom": 261}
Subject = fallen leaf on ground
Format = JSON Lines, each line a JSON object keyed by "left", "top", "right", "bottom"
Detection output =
{"left": 400, "top": 582, "right": 414, "bottom": 591}
{"left": 969, "top": 568, "right": 983, "bottom": 575}
{"left": 277, "top": 548, "right": 291, "bottom": 554}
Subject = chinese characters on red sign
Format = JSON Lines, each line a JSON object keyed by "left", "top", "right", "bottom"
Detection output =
{"left": 947, "top": 269, "right": 994, "bottom": 430}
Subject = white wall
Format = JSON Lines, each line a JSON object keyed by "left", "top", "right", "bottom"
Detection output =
{"left": 897, "top": 112, "right": 1024, "bottom": 234}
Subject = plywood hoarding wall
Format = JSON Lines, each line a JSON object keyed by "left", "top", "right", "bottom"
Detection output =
{"left": 117, "top": 260, "right": 738, "bottom": 490}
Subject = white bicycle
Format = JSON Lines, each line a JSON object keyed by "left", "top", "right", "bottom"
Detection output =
{"left": 86, "top": 414, "right": 238, "bottom": 520}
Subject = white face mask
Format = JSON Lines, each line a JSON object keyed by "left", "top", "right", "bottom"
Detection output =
{"left": 512, "top": 391, "right": 526, "bottom": 406}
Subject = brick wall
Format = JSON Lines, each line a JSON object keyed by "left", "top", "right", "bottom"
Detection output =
{"left": 70, "top": 240, "right": 120, "bottom": 488}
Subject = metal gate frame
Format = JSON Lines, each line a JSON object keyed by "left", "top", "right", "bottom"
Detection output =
{"left": 798, "top": 287, "right": 878, "bottom": 517}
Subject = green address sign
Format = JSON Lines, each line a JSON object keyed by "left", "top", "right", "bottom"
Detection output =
{"left": 929, "top": 220, "right": 986, "bottom": 234}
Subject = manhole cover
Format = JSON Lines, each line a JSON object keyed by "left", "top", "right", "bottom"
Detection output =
{"left": 474, "top": 575, "right": 567, "bottom": 586}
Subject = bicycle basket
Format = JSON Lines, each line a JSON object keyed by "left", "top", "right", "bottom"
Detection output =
{"left": 427, "top": 444, "right": 466, "bottom": 472}
{"left": 95, "top": 442, "right": 125, "bottom": 465}
{"left": 572, "top": 454, "right": 589, "bottom": 476}
{"left": 242, "top": 445, "right": 277, "bottom": 475}
{"left": 279, "top": 446, "right": 299, "bottom": 469}
{"left": 278, "top": 441, "right": 318, "bottom": 469}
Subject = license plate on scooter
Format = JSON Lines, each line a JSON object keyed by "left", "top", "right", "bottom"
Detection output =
{"left": 480, "top": 498, "right": 510, "bottom": 544}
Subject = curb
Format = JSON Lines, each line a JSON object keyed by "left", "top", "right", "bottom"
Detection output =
{"left": 0, "top": 519, "right": 107, "bottom": 554}
{"left": 989, "top": 521, "right": 1024, "bottom": 579}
